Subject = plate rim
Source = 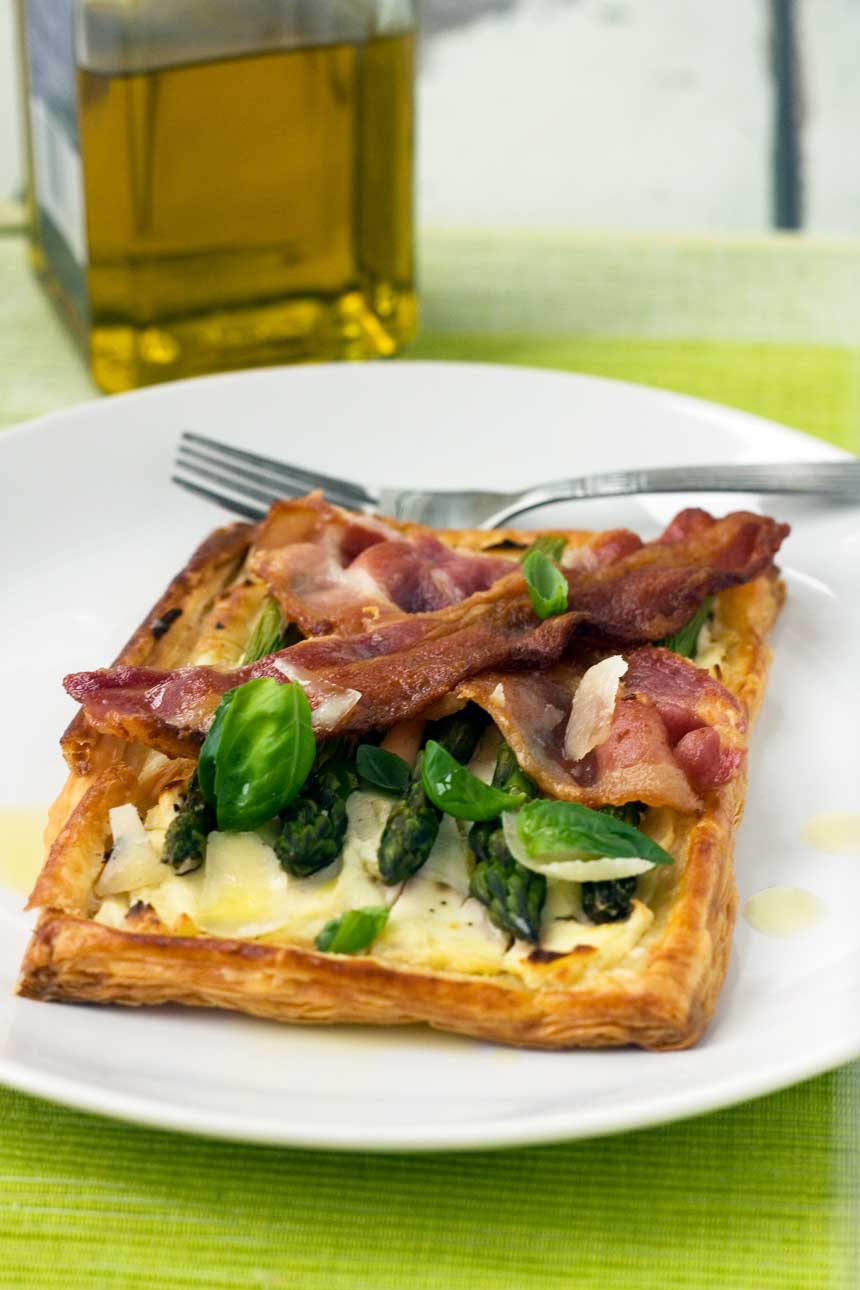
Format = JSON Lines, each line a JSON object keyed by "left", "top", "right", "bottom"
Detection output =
{"left": 1, "top": 359, "right": 855, "bottom": 1151}
{"left": 0, "top": 1020, "right": 857, "bottom": 1151}
{"left": 0, "top": 358, "right": 851, "bottom": 464}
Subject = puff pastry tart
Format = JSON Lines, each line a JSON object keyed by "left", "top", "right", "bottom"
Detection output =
{"left": 18, "top": 496, "right": 788, "bottom": 1050}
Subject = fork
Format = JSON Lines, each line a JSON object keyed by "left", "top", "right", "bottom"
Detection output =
{"left": 173, "top": 431, "right": 859, "bottom": 529}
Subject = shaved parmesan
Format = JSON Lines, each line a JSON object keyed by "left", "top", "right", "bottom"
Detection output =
{"left": 419, "top": 814, "right": 471, "bottom": 895}
{"left": 195, "top": 831, "right": 291, "bottom": 938}
{"left": 311, "top": 682, "right": 362, "bottom": 730}
{"left": 521, "top": 855, "right": 655, "bottom": 883}
{"left": 271, "top": 658, "right": 361, "bottom": 731}
{"left": 96, "top": 804, "right": 166, "bottom": 896}
{"left": 563, "top": 654, "right": 628, "bottom": 762}
{"left": 468, "top": 725, "right": 502, "bottom": 786}
{"left": 501, "top": 811, "right": 655, "bottom": 882}
{"left": 93, "top": 895, "right": 130, "bottom": 928}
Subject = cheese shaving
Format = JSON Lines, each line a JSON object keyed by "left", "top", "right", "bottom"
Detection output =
{"left": 271, "top": 658, "right": 361, "bottom": 731}
{"left": 563, "top": 654, "right": 628, "bottom": 762}
{"left": 97, "top": 803, "right": 166, "bottom": 896}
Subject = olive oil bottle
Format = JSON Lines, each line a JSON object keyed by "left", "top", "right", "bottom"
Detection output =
{"left": 16, "top": 1, "right": 416, "bottom": 393}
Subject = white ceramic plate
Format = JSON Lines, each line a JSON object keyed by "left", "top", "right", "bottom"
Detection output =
{"left": 1, "top": 361, "right": 858, "bottom": 1151}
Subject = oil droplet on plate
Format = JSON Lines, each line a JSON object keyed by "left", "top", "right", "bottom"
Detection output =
{"left": 743, "top": 886, "right": 826, "bottom": 938}
{"left": 801, "top": 812, "right": 860, "bottom": 855}
{"left": 0, "top": 808, "right": 47, "bottom": 895}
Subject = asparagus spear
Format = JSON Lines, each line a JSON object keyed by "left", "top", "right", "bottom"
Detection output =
{"left": 468, "top": 741, "right": 537, "bottom": 864}
{"left": 378, "top": 707, "right": 486, "bottom": 885}
{"left": 467, "top": 740, "right": 546, "bottom": 943}
{"left": 163, "top": 775, "right": 215, "bottom": 874}
{"left": 581, "top": 875, "right": 637, "bottom": 923}
{"left": 471, "top": 851, "right": 546, "bottom": 944}
{"left": 581, "top": 803, "right": 645, "bottom": 923}
{"left": 241, "top": 596, "right": 304, "bottom": 665}
{"left": 275, "top": 742, "right": 359, "bottom": 878}
{"left": 657, "top": 596, "right": 714, "bottom": 659}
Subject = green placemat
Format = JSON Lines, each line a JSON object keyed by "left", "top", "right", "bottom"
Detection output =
{"left": 407, "top": 334, "right": 860, "bottom": 454}
{"left": 1, "top": 229, "right": 858, "bottom": 1288}
{"left": 0, "top": 1065, "right": 856, "bottom": 1290}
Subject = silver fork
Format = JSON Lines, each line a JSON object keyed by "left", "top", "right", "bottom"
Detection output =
{"left": 173, "top": 431, "right": 859, "bottom": 529}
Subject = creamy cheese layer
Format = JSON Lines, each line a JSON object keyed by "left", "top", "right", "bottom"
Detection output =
{"left": 90, "top": 594, "right": 733, "bottom": 982}
{"left": 93, "top": 776, "right": 662, "bottom": 983}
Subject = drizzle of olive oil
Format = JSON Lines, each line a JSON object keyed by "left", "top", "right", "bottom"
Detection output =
{"left": 802, "top": 812, "right": 860, "bottom": 855}
{"left": 0, "top": 808, "right": 47, "bottom": 895}
{"left": 743, "top": 886, "right": 826, "bottom": 938}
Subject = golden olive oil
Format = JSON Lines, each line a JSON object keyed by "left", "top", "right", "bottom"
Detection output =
{"left": 19, "top": 12, "right": 415, "bottom": 392}
{"left": 0, "top": 807, "right": 47, "bottom": 896}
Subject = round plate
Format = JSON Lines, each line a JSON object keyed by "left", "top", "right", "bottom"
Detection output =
{"left": 1, "top": 361, "right": 857, "bottom": 1150}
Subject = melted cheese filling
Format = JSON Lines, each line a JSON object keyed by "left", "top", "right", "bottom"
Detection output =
{"left": 93, "top": 770, "right": 661, "bottom": 984}
{"left": 92, "top": 600, "right": 734, "bottom": 983}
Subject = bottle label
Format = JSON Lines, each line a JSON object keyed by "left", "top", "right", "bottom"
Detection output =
{"left": 24, "top": 0, "right": 89, "bottom": 319}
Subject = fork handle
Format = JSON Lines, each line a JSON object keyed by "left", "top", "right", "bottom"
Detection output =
{"left": 484, "top": 460, "right": 858, "bottom": 527}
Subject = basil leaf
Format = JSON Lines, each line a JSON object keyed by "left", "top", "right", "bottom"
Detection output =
{"left": 421, "top": 740, "right": 526, "bottom": 821}
{"left": 242, "top": 597, "right": 285, "bottom": 664}
{"left": 526, "top": 534, "right": 566, "bottom": 562}
{"left": 314, "top": 905, "right": 389, "bottom": 954}
{"left": 198, "top": 688, "right": 237, "bottom": 805}
{"left": 356, "top": 744, "right": 411, "bottom": 794}
{"left": 522, "top": 548, "right": 569, "bottom": 620}
{"left": 658, "top": 597, "right": 714, "bottom": 659}
{"left": 514, "top": 799, "right": 673, "bottom": 866}
{"left": 204, "top": 677, "right": 316, "bottom": 832}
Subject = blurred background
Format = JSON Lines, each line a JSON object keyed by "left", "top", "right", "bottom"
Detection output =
{"left": 1, "top": 0, "right": 857, "bottom": 234}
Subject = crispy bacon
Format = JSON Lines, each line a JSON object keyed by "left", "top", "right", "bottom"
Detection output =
{"left": 564, "top": 509, "right": 789, "bottom": 641}
{"left": 250, "top": 496, "right": 787, "bottom": 643}
{"left": 457, "top": 646, "right": 746, "bottom": 812}
{"left": 623, "top": 647, "right": 746, "bottom": 789}
{"left": 64, "top": 578, "right": 582, "bottom": 763}
{"left": 63, "top": 505, "right": 786, "bottom": 780}
{"left": 348, "top": 536, "right": 516, "bottom": 615}
{"left": 562, "top": 528, "right": 643, "bottom": 571}
{"left": 249, "top": 496, "right": 517, "bottom": 635}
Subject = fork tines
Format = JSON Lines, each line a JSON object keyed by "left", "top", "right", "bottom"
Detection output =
{"left": 173, "top": 431, "right": 378, "bottom": 520}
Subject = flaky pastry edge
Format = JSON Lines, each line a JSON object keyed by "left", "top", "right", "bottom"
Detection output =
{"left": 17, "top": 518, "right": 784, "bottom": 1050}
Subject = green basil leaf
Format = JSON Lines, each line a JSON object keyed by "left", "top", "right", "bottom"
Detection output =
{"left": 526, "top": 534, "right": 566, "bottom": 562}
{"left": 209, "top": 677, "right": 316, "bottom": 832}
{"left": 657, "top": 597, "right": 714, "bottom": 659}
{"left": 421, "top": 740, "right": 526, "bottom": 821}
{"left": 522, "top": 548, "right": 569, "bottom": 620}
{"left": 198, "top": 688, "right": 237, "bottom": 805}
{"left": 314, "top": 905, "right": 389, "bottom": 954}
{"left": 514, "top": 799, "right": 673, "bottom": 866}
{"left": 356, "top": 744, "right": 411, "bottom": 794}
{"left": 242, "top": 597, "right": 286, "bottom": 664}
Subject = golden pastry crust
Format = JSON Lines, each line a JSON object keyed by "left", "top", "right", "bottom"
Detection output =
{"left": 17, "top": 521, "right": 784, "bottom": 1050}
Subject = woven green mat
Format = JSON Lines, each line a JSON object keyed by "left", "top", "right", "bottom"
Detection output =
{"left": 0, "top": 1062, "right": 857, "bottom": 1290}
{"left": 407, "top": 334, "right": 860, "bottom": 453}
{"left": 1, "top": 230, "right": 858, "bottom": 1288}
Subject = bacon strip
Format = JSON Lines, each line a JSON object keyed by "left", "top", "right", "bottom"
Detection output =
{"left": 251, "top": 496, "right": 787, "bottom": 643}
{"left": 249, "top": 495, "right": 517, "bottom": 635}
{"left": 564, "top": 509, "right": 789, "bottom": 640}
{"left": 64, "top": 577, "right": 581, "bottom": 762}
{"left": 63, "top": 507, "right": 786, "bottom": 772}
{"left": 457, "top": 647, "right": 746, "bottom": 812}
